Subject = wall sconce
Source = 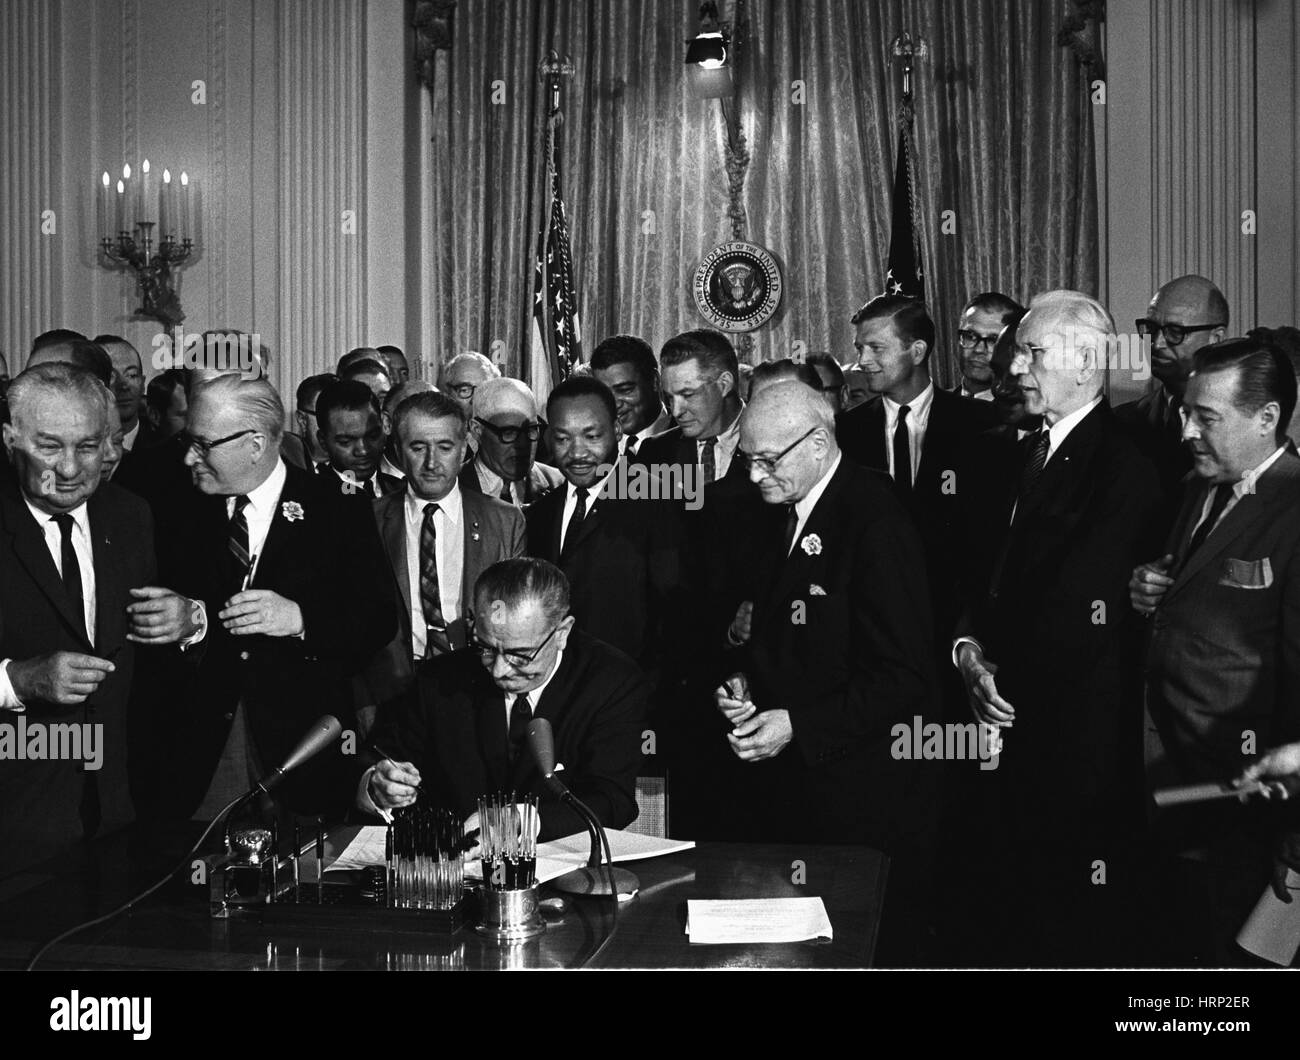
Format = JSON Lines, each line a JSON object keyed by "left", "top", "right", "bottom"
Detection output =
{"left": 685, "top": 2, "right": 734, "bottom": 99}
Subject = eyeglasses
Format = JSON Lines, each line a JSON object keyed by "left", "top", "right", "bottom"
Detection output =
{"left": 1135, "top": 319, "right": 1224, "bottom": 347}
{"left": 957, "top": 329, "right": 1001, "bottom": 351}
{"left": 475, "top": 417, "right": 542, "bottom": 445}
{"left": 181, "top": 429, "right": 255, "bottom": 457}
{"left": 468, "top": 620, "right": 562, "bottom": 669}
{"left": 448, "top": 383, "right": 477, "bottom": 400}
{"left": 736, "top": 426, "right": 819, "bottom": 477}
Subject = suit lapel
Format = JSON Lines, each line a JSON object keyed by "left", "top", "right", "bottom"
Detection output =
{"left": 380, "top": 492, "right": 412, "bottom": 621}
{"left": 2, "top": 493, "right": 92, "bottom": 648}
{"left": 248, "top": 469, "right": 300, "bottom": 587}
{"left": 89, "top": 493, "right": 125, "bottom": 655}
{"left": 761, "top": 463, "right": 846, "bottom": 615}
{"left": 509, "top": 645, "right": 576, "bottom": 789}
{"left": 1013, "top": 402, "right": 1106, "bottom": 527}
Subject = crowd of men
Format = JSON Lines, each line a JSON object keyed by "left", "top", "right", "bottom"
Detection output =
{"left": 2, "top": 279, "right": 1299, "bottom": 968}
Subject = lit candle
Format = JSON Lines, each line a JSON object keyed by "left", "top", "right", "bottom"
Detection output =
{"left": 99, "top": 171, "right": 111, "bottom": 240}
{"left": 122, "top": 163, "right": 132, "bottom": 230}
{"left": 115, "top": 179, "right": 125, "bottom": 234}
{"left": 180, "top": 171, "right": 189, "bottom": 241}
{"left": 161, "top": 168, "right": 172, "bottom": 241}
{"left": 140, "top": 159, "right": 151, "bottom": 226}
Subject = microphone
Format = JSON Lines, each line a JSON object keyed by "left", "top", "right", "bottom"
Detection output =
{"left": 256, "top": 715, "right": 343, "bottom": 793}
{"left": 525, "top": 718, "right": 638, "bottom": 900}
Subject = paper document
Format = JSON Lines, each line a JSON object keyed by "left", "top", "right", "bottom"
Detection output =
{"left": 328, "top": 825, "right": 694, "bottom": 885}
{"left": 686, "top": 897, "right": 833, "bottom": 945}
{"left": 1236, "top": 868, "right": 1300, "bottom": 966}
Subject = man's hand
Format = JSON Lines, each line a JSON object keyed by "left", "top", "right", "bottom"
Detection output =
{"left": 728, "top": 600, "right": 754, "bottom": 645}
{"left": 1130, "top": 554, "right": 1175, "bottom": 615}
{"left": 219, "top": 590, "right": 303, "bottom": 637}
{"left": 126, "top": 586, "right": 200, "bottom": 644}
{"left": 8, "top": 652, "right": 115, "bottom": 705}
{"left": 957, "top": 643, "right": 1015, "bottom": 727}
{"left": 368, "top": 758, "right": 421, "bottom": 810}
{"left": 714, "top": 672, "right": 756, "bottom": 727}
{"left": 1236, "top": 741, "right": 1300, "bottom": 791}
{"left": 727, "top": 709, "right": 793, "bottom": 762}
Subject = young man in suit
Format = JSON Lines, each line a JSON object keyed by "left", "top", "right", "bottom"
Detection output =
{"left": 315, "top": 379, "right": 403, "bottom": 499}
{"left": 458, "top": 377, "right": 562, "bottom": 505}
{"left": 359, "top": 558, "right": 646, "bottom": 841}
{"left": 1130, "top": 337, "right": 1300, "bottom": 965}
{"left": 127, "top": 374, "right": 396, "bottom": 822}
{"left": 0, "top": 365, "right": 157, "bottom": 874}
{"left": 357, "top": 391, "right": 525, "bottom": 733}
{"left": 291, "top": 372, "right": 336, "bottom": 470}
{"left": 590, "top": 335, "right": 673, "bottom": 459}
{"left": 953, "top": 290, "right": 1164, "bottom": 966}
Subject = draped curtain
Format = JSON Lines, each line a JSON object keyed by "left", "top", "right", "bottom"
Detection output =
{"left": 422, "top": 0, "right": 1097, "bottom": 387}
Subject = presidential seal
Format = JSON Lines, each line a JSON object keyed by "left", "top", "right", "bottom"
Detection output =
{"left": 692, "top": 241, "right": 782, "bottom": 332}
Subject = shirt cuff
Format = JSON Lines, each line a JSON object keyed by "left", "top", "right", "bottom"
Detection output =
{"left": 951, "top": 636, "right": 985, "bottom": 671}
{"left": 0, "top": 660, "right": 26, "bottom": 711}
{"left": 355, "top": 765, "right": 393, "bottom": 822}
{"left": 180, "top": 599, "right": 208, "bottom": 650}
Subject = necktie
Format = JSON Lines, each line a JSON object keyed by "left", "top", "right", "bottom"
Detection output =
{"left": 418, "top": 503, "right": 447, "bottom": 655}
{"left": 499, "top": 480, "right": 514, "bottom": 504}
{"left": 892, "top": 405, "right": 912, "bottom": 495}
{"left": 701, "top": 438, "right": 717, "bottom": 485}
{"left": 625, "top": 433, "right": 638, "bottom": 456}
{"left": 507, "top": 694, "right": 531, "bottom": 763}
{"left": 52, "top": 514, "right": 86, "bottom": 639}
{"left": 561, "top": 486, "right": 589, "bottom": 559}
{"left": 782, "top": 503, "right": 799, "bottom": 556}
{"left": 1019, "top": 430, "right": 1051, "bottom": 500}
{"left": 228, "top": 495, "right": 252, "bottom": 590}
{"left": 1184, "top": 484, "right": 1232, "bottom": 561}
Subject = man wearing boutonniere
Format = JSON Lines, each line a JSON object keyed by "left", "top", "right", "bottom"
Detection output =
{"left": 127, "top": 374, "right": 395, "bottom": 822}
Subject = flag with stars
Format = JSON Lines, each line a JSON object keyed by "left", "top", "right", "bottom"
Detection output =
{"left": 884, "top": 124, "right": 924, "bottom": 300}
{"left": 528, "top": 111, "right": 582, "bottom": 403}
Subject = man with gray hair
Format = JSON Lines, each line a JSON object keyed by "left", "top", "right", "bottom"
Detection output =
{"left": 126, "top": 373, "right": 396, "bottom": 823}
{"left": 0, "top": 363, "right": 157, "bottom": 874}
{"left": 950, "top": 289, "right": 1164, "bottom": 966}
{"left": 439, "top": 352, "right": 501, "bottom": 417}
{"left": 358, "top": 557, "right": 645, "bottom": 841}
{"left": 459, "top": 376, "right": 562, "bottom": 505}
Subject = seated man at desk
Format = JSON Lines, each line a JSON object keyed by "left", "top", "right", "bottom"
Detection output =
{"left": 356, "top": 557, "right": 646, "bottom": 840}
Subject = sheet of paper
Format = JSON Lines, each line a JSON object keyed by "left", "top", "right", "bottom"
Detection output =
{"left": 326, "top": 825, "right": 388, "bottom": 873}
{"left": 686, "top": 897, "right": 833, "bottom": 945}
{"left": 1236, "top": 868, "right": 1300, "bottom": 966}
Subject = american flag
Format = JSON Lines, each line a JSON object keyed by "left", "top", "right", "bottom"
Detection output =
{"left": 884, "top": 124, "right": 924, "bottom": 301}
{"left": 528, "top": 111, "right": 581, "bottom": 403}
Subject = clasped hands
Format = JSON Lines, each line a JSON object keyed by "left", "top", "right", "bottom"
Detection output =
{"left": 713, "top": 672, "right": 793, "bottom": 762}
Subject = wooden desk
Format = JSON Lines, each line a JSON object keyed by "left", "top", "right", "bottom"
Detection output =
{"left": 0, "top": 826, "right": 888, "bottom": 970}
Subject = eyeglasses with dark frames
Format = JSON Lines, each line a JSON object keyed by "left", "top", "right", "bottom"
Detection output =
{"left": 180, "top": 428, "right": 256, "bottom": 457}
{"left": 736, "top": 426, "right": 820, "bottom": 477}
{"left": 957, "top": 329, "right": 1001, "bottom": 351}
{"left": 474, "top": 417, "right": 542, "bottom": 445}
{"left": 1135, "top": 319, "right": 1224, "bottom": 347}
{"left": 448, "top": 383, "right": 477, "bottom": 400}
{"left": 467, "top": 618, "right": 562, "bottom": 668}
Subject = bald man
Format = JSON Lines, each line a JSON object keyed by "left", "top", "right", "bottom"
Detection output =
{"left": 458, "top": 377, "right": 562, "bottom": 505}
{"left": 1117, "top": 275, "right": 1229, "bottom": 508}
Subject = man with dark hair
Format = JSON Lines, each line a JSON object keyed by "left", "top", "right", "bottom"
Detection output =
{"left": 805, "top": 353, "right": 847, "bottom": 413}
{"left": 376, "top": 344, "right": 409, "bottom": 385}
{"left": 1131, "top": 336, "right": 1300, "bottom": 965}
{"left": 30, "top": 329, "right": 89, "bottom": 355}
{"left": 378, "top": 380, "right": 435, "bottom": 479}
{"left": 143, "top": 369, "right": 188, "bottom": 444}
{"left": 749, "top": 358, "right": 822, "bottom": 398}
{"left": 338, "top": 347, "right": 385, "bottom": 375}
{"left": 315, "top": 379, "right": 401, "bottom": 499}
{"left": 28, "top": 338, "right": 114, "bottom": 387}
{"left": 292, "top": 373, "right": 336, "bottom": 469}
{"left": 93, "top": 335, "right": 151, "bottom": 452}
{"left": 591, "top": 334, "right": 672, "bottom": 458}
{"left": 356, "top": 390, "right": 524, "bottom": 732}
{"left": 842, "top": 367, "right": 872, "bottom": 410}
{"left": 340, "top": 358, "right": 392, "bottom": 405}
{"left": 526, "top": 376, "right": 687, "bottom": 669}
{"left": 1247, "top": 325, "right": 1300, "bottom": 443}
{"left": 357, "top": 558, "right": 646, "bottom": 840}
{"left": 955, "top": 292, "right": 1024, "bottom": 401}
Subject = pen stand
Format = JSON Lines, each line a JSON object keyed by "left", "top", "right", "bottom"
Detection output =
{"left": 474, "top": 884, "right": 545, "bottom": 942}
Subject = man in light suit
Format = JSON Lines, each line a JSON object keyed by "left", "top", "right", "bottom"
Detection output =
{"left": 458, "top": 377, "right": 562, "bottom": 505}
{"left": 1131, "top": 336, "right": 1300, "bottom": 965}
{"left": 0, "top": 365, "right": 156, "bottom": 875}
{"left": 357, "top": 391, "right": 524, "bottom": 734}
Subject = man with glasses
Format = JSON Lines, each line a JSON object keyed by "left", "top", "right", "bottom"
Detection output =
{"left": 292, "top": 373, "right": 335, "bottom": 469}
{"left": 357, "top": 558, "right": 646, "bottom": 841}
{"left": 459, "top": 377, "right": 562, "bottom": 505}
{"left": 439, "top": 352, "right": 501, "bottom": 418}
{"left": 953, "top": 292, "right": 1024, "bottom": 402}
{"left": 127, "top": 373, "right": 395, "bottom": 823}
{"left": 1118, "top": 275, "right": 1230, "bottom": 506}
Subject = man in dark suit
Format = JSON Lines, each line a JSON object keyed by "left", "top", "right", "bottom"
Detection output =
{"left": 953, "top": 290, "right": 1164, "bottom": 966}
{"left": 314, "top": 379, "right": 402, "bottom": 499}
{"left": 590, "top": 335, "right": 673, "bottom": 459}
{"left": 291, "top": 372, "right": 335, "bottom": 471}
{"left": 526, "top": 376, "right": 687, "bottom": 672}
{"left": 458, "top": 377, "right": 562, "bottom": 505}
{"left": 359, "top": 558, "right": 646, "bottom": 840}
{"left": 127, "top": 374, "right": 395, "bottom": 822}
{"left": 357, "top": 391, "right": 524, "bottom": 733}
{"left": 951, "top": 292, "right": 1024, "bottom": 402}
{"left": 1130, "top": 337, "right": 1300, "bottom": 965}
{"left": 1116, "top": 275, "right": 1229, "bottom": 513}
{"left": 0, "top": 365, "right": 156, "bottom": 875}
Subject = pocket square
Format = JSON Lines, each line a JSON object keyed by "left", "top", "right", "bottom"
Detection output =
{"left": 809, "top": 583, "right": 827, "bottom": 596}
{"left": 1219, "top": 556, "right": 1273, "bottom": 590}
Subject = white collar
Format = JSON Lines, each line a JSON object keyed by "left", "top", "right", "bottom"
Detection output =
{"left": 704, "top": 406, "right": 744, "bottom": 445}
{"left": 524, "top": 646, "right": 564, "bottom": 709}
{"left": 574, "top": 464, "right": 615, "bottom": 502}
{"left": 23, "top": 496, "right": 90, "bottom": 535}
{"left": 405, "top": 480, "right": 463, "bottom": 525}
{"left": 237, "top": 457, "right": 287, "bottom": 512}
{"left": 1235, "top": 445, "right": 1289, "bottom": 498}
{"left": 883, "top": 380, "right": 935, "bottom": 423}
{"left": 122, "top": 420, "right": 141, "bottom": 451}
{"left": 795, "top": 453, "right": 842, "bottom": 524}
{"left": 1044, "top": 395, "right": 1102, "bottom": 456}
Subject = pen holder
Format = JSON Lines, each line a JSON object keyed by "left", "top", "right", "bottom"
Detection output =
{"left": 474, "top": 883, "right": 545, "bottom": 942}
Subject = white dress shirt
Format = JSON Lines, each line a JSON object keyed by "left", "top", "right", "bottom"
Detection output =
{"left": 122, "top": 420, "right": 141, "bottom": 452}
{"left": 958, "top": 385, "right": 994, "bottom": 403}
{"left": 559, "top": 468, "right": 614, "bottom": 552}
{"left": 475, "top": 460, "right": 519, "bottom": 503}
{"left": 227, "top": 458, "right": 288, "bottom": 584}
{"left": 789, "top": 454, "right": 842, "bottom": 555}
{"left": 699, "top": 408, "right": 743, "bottom": 479}
{"left": 883, "top": 382, "right": 936, "bottom": 484}
{"left": 404, "top": 483, "right": 465, "bottom": 658}
{"left": 0, "top": 499, "right": 96, "bottom": 710}
{"left": 1189, "top": 445, "right": 1289, "bottom": 540}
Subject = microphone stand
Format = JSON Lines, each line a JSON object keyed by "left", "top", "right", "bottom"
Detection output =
{"left": 546, "top": 786, "right": 638, "bottom": 900}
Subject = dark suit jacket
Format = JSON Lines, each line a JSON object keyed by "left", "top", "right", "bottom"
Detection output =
{"left": 1116, "top": 385, "right": 1191, "bottom": 532}
{"left": 138, "top": 463, "right": 397, "bottom": 820}
{"left": 358, "top": 484, "right": 526, "bottom": 708}
{"left": 364, "top": 630, "right": 647, "bottom": 840}
{"left": 958, "top": 401, "right": 1164, "bottom": 831}
{"left": 0, "top": 481, "right": 156, "bottom": 875}
{"left": 316, "top": 462, "right": 403, "bottom": 499}
{"left": 723, "top": 458, "right": 939, "bottom": 850}
{"left": 525, "top": 466, "right": 689, "bottom": 670}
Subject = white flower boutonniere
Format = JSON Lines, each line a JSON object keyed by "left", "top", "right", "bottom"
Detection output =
{"left": 801, "top": 533, "right": 822, "bottom": 556}
{"left": 281, "top": 501, "right": 305, "bottom": 522}
{"left": 809, "top": 583, "right": 827, "bottom": 596}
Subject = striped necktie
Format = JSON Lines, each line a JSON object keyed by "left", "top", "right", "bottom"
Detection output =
{"left": 229, "top": 495, "right": 252, "bottom": 590}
